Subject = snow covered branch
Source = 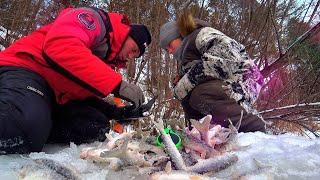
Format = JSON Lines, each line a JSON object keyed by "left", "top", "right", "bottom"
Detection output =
{"left": 259, "top": 102, "right": 320, "bottom": 114}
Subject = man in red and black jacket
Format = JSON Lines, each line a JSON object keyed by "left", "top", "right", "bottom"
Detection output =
{"left": 0, "top": 7, "right": 151, "bottom": 154}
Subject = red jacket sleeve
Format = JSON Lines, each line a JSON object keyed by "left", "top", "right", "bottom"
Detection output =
{"left": 43, "top": 8, "right": 122, "bottom": 97}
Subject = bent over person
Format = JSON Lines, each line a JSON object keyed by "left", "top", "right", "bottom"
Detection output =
{"left": 159, "top": 12, "right": 265, "bottom": 132}
{"left": 0, "top": 7, "right": 151, "bottom": 154}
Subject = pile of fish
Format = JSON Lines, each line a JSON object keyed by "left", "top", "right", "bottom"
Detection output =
{"left": 18, "top": 115, "right": 242, "bottom": 180}
{"left": 80, "top": 115, "right": 240, "bottom": 179}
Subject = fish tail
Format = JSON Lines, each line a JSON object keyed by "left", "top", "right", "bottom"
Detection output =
{"left": 190, "top": 115, "right": 211, "bottom": 132}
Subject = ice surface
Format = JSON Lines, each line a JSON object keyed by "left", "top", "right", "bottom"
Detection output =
{"left": 1, "top": 132, "right": 320, "bottom": 179}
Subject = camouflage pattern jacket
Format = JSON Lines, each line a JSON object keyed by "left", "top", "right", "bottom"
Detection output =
{"left": 173, "top": 27, "right": 264, "bottom": 114}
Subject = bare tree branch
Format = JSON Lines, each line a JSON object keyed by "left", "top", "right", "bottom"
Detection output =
{"left": 261, "top": 21, "right": 320, "bottom": 77}
{"left": 259, "top": 102, "right": 320, "bottom": 114}
{"left": 307, "top": 0, "right": 320, "bottom": 25}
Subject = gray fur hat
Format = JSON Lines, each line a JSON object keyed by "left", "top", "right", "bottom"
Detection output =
{"left": 159, "top": 21, "right": 180, "bottom": 49}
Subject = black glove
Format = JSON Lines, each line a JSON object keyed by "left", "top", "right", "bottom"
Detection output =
{"left": 123, "top": 96, "right": 158, "bottom": 119}
{"left": 113, "top": 81, "right": 145, "bottom": 111}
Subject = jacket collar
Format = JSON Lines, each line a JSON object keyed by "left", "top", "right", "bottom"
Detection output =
{"left": 106, "top": 12, "right": 131, "bottom": 67}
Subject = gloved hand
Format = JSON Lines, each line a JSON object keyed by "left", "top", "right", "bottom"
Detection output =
{"left": 173, "top": 75, "right": 194, "bottom": 100}
{"left": 113, "top": 81, "right": 145, "bottom": 111}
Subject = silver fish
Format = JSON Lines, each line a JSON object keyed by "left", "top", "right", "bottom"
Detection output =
{"left": 187, "top": 153, "right": 238, "bottom": 174}
{"left": 150, "top": 170, "right": 211, "bottom": 180}
{"left": 104, "top": 131, "right": 135, "bottom": 150}
{"left": 190, "top": 115, "right": 212, "bottom": 143}
{"left": 138, "top": 166, "right": 163, "bottom": 175}
{"left": 82, "top": 135, "right": 167, "bottom": 171}
{"left": 178, "top": 129, "right": 219, "bottom": 159}
{"left": 19, "top": 158, "right": 81, "bottom": 180}
{"left": 153, "top": 119, "right": 187, "bottom": 170}
{"left": 214, "top": 119, "right": 242, "bottom": 153}
{"left": 100, "top": 139, "right": 152, "bottom": 168}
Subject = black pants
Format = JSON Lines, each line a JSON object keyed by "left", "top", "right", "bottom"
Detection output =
{"left": 48, "top": 99, "right": 111, "bottom": 145}
{"left": 0, "top": 67, "right": 111, "bottom": 154}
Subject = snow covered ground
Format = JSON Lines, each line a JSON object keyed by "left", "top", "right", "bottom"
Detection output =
{"left": 1, "top": 132, "right": 320, "bottom": 180}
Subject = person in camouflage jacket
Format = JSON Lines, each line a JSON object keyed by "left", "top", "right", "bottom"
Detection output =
{"left": 159, "top": 12, "right": 266, "bottom": 132}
